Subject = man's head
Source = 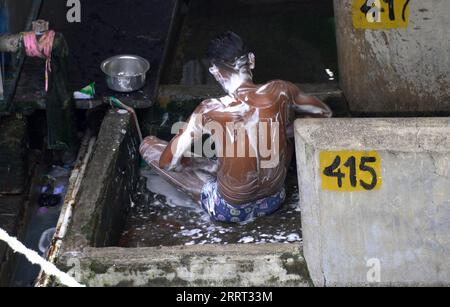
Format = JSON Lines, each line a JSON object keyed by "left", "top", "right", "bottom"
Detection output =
{"left": 207, "top": 31, "right": 255, "bottom": 94}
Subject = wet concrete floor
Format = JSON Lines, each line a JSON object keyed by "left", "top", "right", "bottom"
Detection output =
{"left": 119, "top": 166, "right": 302, "bottom": 247}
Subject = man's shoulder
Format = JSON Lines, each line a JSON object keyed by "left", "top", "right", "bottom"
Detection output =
{"left": 267, "top": 79, "right": 290, "bottom": 85}
{"left": 253, "top": 80, "right": 293, "bottom": 96}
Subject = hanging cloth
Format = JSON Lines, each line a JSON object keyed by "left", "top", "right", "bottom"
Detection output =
{"left": 23, "top": 31, "right": 55, "bottom": 92}
{"left": 24, "top": 31, "right": 78, "bottom": 151}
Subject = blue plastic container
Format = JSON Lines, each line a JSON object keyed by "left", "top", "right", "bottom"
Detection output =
{"left": 0, "top": 0, "right": 10, "bottom": 33}
{"left": 0, "top": 0, "right": 10, "bottom": 79}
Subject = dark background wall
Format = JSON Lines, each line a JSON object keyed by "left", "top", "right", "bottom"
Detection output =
{"left": 6, "top": 0, "right": 33, "bottom": 32}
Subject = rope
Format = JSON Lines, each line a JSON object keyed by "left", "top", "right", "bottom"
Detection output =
{"left": 23, "top": 30, "right": 55, "bottom": 92}
{"left": 0, "top": 227, "right": 85, "bottom": 287}
{"left": 107, "top": 97, "right": 143, "bottom": 142}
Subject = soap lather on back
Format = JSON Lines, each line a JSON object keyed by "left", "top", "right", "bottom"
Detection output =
{"left": 140, "top": 31, "right": 331, "bottom": 222}
{"left": 205, "top": 81, "right": 294, "bottom": 204}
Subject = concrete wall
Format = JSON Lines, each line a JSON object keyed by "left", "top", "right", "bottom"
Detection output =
{"left": 0, "top": 114, "right": 27, "bottom": 194}
{"left": 294, "top": 118, "right": 450, "bottom": 286}
{"left": 62, "top": 110, "right": 140, "bottom": 251}
{"left": 334, "top": 0, "right": 450, "bottom": 114}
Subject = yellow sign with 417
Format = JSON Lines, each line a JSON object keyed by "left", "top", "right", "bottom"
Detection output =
{"left": 353, "top": 0, "right": 410, "bottom": 29}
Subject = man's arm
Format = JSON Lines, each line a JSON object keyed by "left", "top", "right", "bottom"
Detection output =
{"left": 159, "top": 100, "right": 213, "bottom": 171}
{"left": 287, "top": 82, "right": 333, "bottom": 118}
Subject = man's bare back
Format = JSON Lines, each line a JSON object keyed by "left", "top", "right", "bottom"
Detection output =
{"left": 140, "top": 32, "right": 331, "bottom": 222}
{"left": 141, "top": 80, "right": 330, "bottom": 203}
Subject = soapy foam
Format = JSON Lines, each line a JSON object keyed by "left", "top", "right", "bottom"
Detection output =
{"left": 141, "top": 169, "right": 199, "bottom": 210}
{"left": 119, "top": 168, "right": 303, "bottom": 248}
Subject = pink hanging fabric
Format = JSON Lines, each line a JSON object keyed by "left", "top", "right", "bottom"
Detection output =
{"left": 23, "top": 30, "right": 55, "bottom": 92}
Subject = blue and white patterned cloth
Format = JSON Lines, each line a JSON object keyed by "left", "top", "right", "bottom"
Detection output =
{"left": 200, "top": 179, "right": 285, "bottom": 223}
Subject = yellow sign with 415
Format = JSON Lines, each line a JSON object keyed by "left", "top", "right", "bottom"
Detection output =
{"left": 320, "top": 151, "right": 382, "bottom": 192}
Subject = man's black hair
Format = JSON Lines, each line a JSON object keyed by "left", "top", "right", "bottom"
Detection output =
{"left": 207, "top": 31, "right": 247, "bottom": 64}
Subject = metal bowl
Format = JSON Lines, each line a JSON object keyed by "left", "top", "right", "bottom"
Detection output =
{"left": 100, "top": 55, "right": 150, "bottom": 93}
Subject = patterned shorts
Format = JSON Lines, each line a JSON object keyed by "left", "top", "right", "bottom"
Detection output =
{"left": 200, "top": 179, "right": 286, "bottom": 223}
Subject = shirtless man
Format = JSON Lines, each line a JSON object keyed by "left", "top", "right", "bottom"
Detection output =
{"left": 140, "top": 31, "right": 332, "bottom": 223}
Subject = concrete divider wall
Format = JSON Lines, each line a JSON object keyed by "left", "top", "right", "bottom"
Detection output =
{"left": 334, "top": 0, "right": 450, "bottom": 114}
{"left": 62, "top": 110, "right": 140, "bottom": 251}
{"left": 0, "top": 114, "right": 27, "bottom": 194}
{"left": 294, "top": 118, "right": 450, "bottom": 286}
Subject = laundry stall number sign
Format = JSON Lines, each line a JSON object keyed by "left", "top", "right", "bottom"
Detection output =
{"left": 320, "top": 151, "right": 382, "bottom": 192}
{"left": 353, "top": 0, "right": 410, "bottom": 29}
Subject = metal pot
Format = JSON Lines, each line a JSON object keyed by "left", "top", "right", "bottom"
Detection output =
{"left": 100, "top": 55, "right": 150, "bottom": 93}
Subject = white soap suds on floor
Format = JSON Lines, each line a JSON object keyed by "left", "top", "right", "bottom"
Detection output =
{"left": 273, "top": 235, "right": 287, "bottom": 241}
{"left": 180, "top": 229, "right": 202, "bottom": 237}
{"left": 287, "top": 233, "right": 301, "bottom": 242}
{"left": 238, "top": 236, "right": 255, "bottom": 244}
{"left": 124, "top": 170, "right": 303, "bottom": 247}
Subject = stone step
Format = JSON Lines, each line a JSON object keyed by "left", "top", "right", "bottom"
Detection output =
{"left": 58, "top": 244, "right": 311, "bottom": 287}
